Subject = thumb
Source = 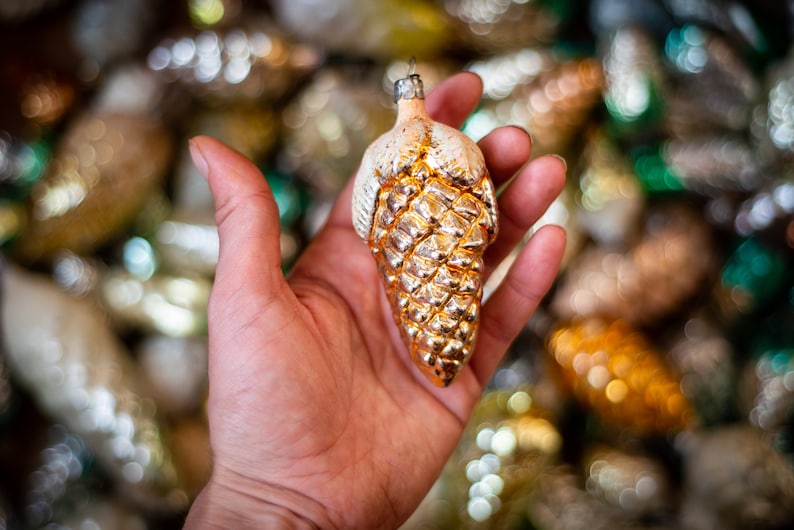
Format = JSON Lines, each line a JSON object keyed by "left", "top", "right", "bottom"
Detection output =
{"left": 188, "top": 135, "right": 284, "bottom": 295}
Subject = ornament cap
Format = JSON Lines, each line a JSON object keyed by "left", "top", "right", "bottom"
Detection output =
{"left": 393, "top": 59, "right": 424, "bottom": 103}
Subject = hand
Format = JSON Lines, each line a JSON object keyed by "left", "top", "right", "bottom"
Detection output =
{"left": 183, "top": 72, "right": 566, "bottom": 529}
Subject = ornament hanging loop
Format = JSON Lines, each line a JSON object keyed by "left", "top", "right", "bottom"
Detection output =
{"left": 407, "top": 57, "right": 417, "bottom": 77}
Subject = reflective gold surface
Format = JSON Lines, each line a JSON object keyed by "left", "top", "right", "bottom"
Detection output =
{"left": 547, "top": 318, "right": 694, "bottom": 434}
{"left": 15, "top": 113, "right": 173, "bottom": 262}
{"left": 552, "top": 204, "right": 716, "bottom": 325}
{"left": 369, "top": 138, "right": 496, "bottom": 386}
{"left": 354, "top": 72, "right": 497, "bottom": 386}
{"left": 465, "top": 53, "right": 605, "bottom": 155}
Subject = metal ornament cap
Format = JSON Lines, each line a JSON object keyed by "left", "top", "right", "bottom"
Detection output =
{"left": 393, "top": 74, "right": 424, "bottom": 103}
{"left": 352, "top": 66, "right": 498, "bottom": 387}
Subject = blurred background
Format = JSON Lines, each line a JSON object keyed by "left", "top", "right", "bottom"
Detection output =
{"left": 1, "top": 0, "right": 794, "bottom": 528}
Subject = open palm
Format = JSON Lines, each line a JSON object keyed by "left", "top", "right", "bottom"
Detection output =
{"left": 184, "top": 72, "right": 566, "bottom": 529}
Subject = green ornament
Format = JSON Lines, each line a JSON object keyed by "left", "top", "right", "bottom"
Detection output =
{"left": 718, "top": 237, "right": 789, "bottom": 317}
{"left": 631, "top": 145, "right": 685, "bottom": 193}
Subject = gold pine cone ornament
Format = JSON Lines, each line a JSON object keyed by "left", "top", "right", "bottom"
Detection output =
{"left": 352, "top": 68, "right": 498, "bottom": 387}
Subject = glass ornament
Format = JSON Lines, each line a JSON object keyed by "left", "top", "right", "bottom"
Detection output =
{"left": 1, "top": 265, "right": 187, "bottom": 512}
{"left": 271, "top": 0, "right": 450, "bottom": 59}
{"left": 547, "top": 318, "right": 695, "bottom": 435}
{"left": 14, "top": 112, "right": 173, "bottom": 263}
{"left": 352, "top": 66, "right": 498, "bottom": 386}
{"left": 679, "top": 426, "right": 794, "bottom": 530}
{"left": 552, "top": 204, "right": 716, "bottom": 325}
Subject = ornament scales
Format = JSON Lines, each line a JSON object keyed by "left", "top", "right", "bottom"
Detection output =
{"left": 352, "top": 63, "right": 498, "bottom": 386}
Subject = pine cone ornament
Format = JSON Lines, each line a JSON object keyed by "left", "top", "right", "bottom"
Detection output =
{"left": 352, "top": 66, "right": 498, "bottom": 386}
{"left": 547, "top": 318, "right": 695, "bottom": 435}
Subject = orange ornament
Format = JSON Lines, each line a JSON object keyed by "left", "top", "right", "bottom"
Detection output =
{"left": 547, "top": 318, "right": 694, "bottom": 435}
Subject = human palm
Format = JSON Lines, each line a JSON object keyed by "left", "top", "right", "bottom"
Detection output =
{"left": 184, "top": 72, "right": 566, "bottom": 529}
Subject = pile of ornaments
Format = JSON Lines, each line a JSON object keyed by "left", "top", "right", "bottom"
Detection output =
{"left": 0, "top": 0, "right": 793, "bottom": 528}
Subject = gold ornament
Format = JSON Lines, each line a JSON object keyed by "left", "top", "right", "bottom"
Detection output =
{"left": 282, "top": 67, "right": 395, "bottom": 195}
{"left": 352, "top": 65, "right": 498, "bottom": 386}
{"left": 547, "top": 318, "right": 694, "bottom": 435}
{"left": 551, "top": 204, "right": 716, "bottom": 325}
{"left": 575, "top": 129, "right": 644, "bottom": 246}
{"left": 15, "top": 112, "right": 173, "bottom": 262}
{"left": 465, "top": 51, "right": 604, "bottom": 156}
{"left": 406, "top": 388, "right": 561, "bottom": 528}
{"left": 456, "top": 389, "right": 561, "bottom": 527}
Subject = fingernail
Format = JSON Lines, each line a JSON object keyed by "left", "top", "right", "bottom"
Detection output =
{"left": 507, "top": 125, "right": 532, "bottom": 148}
{"left": 188, "top": 138, "right": 209, "bottom": 179}
{"left": 550, "top": 154, "right": 567, "bottom": 172}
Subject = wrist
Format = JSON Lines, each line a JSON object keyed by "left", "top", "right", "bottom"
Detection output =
{"left": 184, "top": 470, "right": 333, "bottom": 529}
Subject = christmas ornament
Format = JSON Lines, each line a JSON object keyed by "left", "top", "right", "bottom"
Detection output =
{"left": 0, "top": 132, "right": 50, "bottom": 200}
{"left": 147, "top": 22, "right": 321, "bottom": 104}
{"left": 583, "top": 446, "right": 672, "bottom": 518}
{"left": 631, "top": 145, "right": 685, "bottom": 193}
{"left": 664, "top": 25, "right": 760, "bottom": 138}
{"left": 270, "top": 0, "right": 450, "bottom": 59}
{"left": 18, "top": 71, "right": 78, "bottom": 128}
{"left": 714, "top": 237, "right": 789, "bottom": 319}
{"left": 741, "top": 348, "right": 794, "bottom": 434}
{"left": 601, "top": 26, "right": 666, "bottom": 138}
{"left": 443, "top": 0, "right": 564, "bottom": 52}
{"left": 153, "top": 211, "right": 219, "bottom": 278}
{"left": 352, "top": 65, "right": 498, "bottom": 386}
{"left": 99, "top": 268, "right": 210, "bottom": 338}
{"left": 551, "top": 204, "right": 716, "bottom": 325}
{"left": 0, "top": 202, "right": 23, "bottom": 248}
{"left": 407, "top": 387, "right": 561, "bottom": 528}
{"left": 1, "top": 265, "right": 187, "bottom": 512}
{"left": 455, "top": 388, "right": 561, "bottom": 527}
{"left": 661, "top": 136, "right": 765, "bottom": 195}
{"left": 51, "top": 250, "right": 101, "bottom": 297}
{"left": 679, "top": 426, "right": 794, "bottom": 530}
{"left": 547, "top": 318, "right": 694, "bottom": 435}
{"left": 464, "top": 51, "right": 604, "bottom": 155}
{"left": 72, "top": 0, "right": 160, "bottom": 72}
{"left": 13, "top": 111, "right": 173, "bottom": 263}
{"left": 667, "top": 317, "right": 736, "bottom": 426}
{"left": 281, "top": 67, "right": 395, "bottom": 195}
{"left": 662, "top": 1, "right": 769, "bottom": 57}
{"left": 575, "top": 129, "right": 644, "bottom": 246}
{"left": 734, "top": 177, "right": 794, "bottom": 241}
{"left": 188, "top": 0, "right": 242, "bottom": 28}
{"left": 589, "top": 0, "right": 673, "bottom": 37}
{"left": 527, "top": 466, "right": 636, "bottom": 530}
{"left": 752, "top": 48, "right": 794, "bottom": 165}
{"left": 137, "top": 336, "right": 208, "bottom": 416}
{"left": 23, "top": 425, "right": 93, "bottom": 528}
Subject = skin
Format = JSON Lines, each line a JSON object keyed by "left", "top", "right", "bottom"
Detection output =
{"left": 183, "top": 72, "right": 566, "bottom": 529}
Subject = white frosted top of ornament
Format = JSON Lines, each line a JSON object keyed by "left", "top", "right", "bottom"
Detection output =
{"left": 352, "top": 96, "right": 487, "bottom": 241}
